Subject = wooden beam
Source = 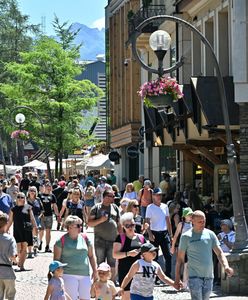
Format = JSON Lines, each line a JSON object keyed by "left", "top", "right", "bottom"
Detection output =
{"left": 186, "top": 139, "right": 226, "bottom": 147}
{"left": 183, "top": 150, "right": 214, "bottom": 175}
{"left": 198, "top": 147, "right": 222, "bottom": 165}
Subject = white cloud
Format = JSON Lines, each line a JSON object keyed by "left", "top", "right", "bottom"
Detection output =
{"left": 91, "top": 17, "right": 105, "bottom": 30}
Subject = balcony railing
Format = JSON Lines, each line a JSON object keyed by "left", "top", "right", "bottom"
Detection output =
{"left": 128, "top": 5, "right": 166, "bottom": 39}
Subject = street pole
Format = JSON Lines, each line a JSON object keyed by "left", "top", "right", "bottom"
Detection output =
{"left": 130, "top": 15, "right": 248, "bottom": 251}
{"left": 10, "top": 106, "right": 52, "bottom": 182}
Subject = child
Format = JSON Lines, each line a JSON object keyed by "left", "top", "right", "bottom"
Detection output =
{"left": 44, "top": 261, "right": 72, "bottom": 300}
{"left": 90, "top": 262, "right": 119, "bottom": 300}
{"left": 170, "top": 207, "right": 193, "bottom": 289}
{"left": 120, "top": 243, "right": 181, "bottom": 300}
{"left": 0, "top": 211, "right": 17, "bottom": 300}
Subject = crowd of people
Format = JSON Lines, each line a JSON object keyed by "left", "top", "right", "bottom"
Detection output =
{"left": 0, "top": 170, "right": 235, "bottom": 300}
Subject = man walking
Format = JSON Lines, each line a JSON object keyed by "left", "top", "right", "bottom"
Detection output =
{"left": 0, "top": 183, "right": 13, "bottom": 215}
{"left": 145, "top": 187, "right": 173, "bottom": 278}
{"left": 88, "top": 189, "right": 121, "bottom": 280}
{"left": 175, "top": 210, "right": 233, "bottom": 299}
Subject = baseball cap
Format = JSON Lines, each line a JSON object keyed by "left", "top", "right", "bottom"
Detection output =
{"left": 58, "top": 181, "right": 66, "bottom": 188}
{"left": 220, "top": 219, "right": 233, "bottom": 228}
{"left": 182, "top": 207, "right": 193, "bottom": 217}
{"left": 152, "top": 187, "right": 162, "bottom": 194}
{"left": 49, "top": 261, "right": 67, "bottom": 272}
{"left": 97, "top": 262, "right": 111, "bottom": 272}
{"left": 141, "top": 243, "right": 158, "bottom": 254}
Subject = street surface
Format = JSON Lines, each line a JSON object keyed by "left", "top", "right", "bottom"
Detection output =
{"left": 14, "top": 224, "right": 248, "bottom": 300}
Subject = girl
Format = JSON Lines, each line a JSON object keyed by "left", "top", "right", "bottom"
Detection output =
{"left": 170, "top": 207, "right": 193, "bottom": 289}
{"left": 120, "top": 243, "right": 180, "bottom": 300}
{"left": 90, "top": 262, "right": 118, "bottom": 300}
{"left": 44, "top": 260, "right": 71, "bottom": 300}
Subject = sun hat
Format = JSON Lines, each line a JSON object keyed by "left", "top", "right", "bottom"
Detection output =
{"left": 49, "top": 261, "right": 67, "bottom": 272}
{"left": 97, "top": 262, "right": 111, "bottom": 272}
{"left": 182, "top": 207, "right": 193, "bottom": 217}
{"left": 141, "top": 242, "right": 158, "bottom": 254}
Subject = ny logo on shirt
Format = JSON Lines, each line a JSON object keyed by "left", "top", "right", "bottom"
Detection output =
{"left": 142, "top": 265, "right": 156, "bottom": 278}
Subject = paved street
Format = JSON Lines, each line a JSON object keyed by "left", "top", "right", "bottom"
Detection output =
{"left": 14, "top": 225, "right": 248, "bottom": 300}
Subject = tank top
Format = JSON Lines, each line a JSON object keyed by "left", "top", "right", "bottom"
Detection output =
{"left": 130, "top": 259, "right": 160, "bottom": 297}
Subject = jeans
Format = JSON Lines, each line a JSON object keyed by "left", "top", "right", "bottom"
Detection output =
{"left": 188, "top": 277, "right": 213, "bottom": 300}
{"left": 140, "top": 206, "right": 147, "bottom": 219}
{"left": 151, "top": 230, "right": 171, "bottom": 277}
{"left": 130, "top": 294, "right": 153, "bottom": 300}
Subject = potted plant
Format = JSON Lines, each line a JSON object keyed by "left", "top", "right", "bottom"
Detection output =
{"left": 138, "top": 76, "right": 183, "bottom": 107}
{"left": 11, "top": 129, "right": 30, "bottom": 141}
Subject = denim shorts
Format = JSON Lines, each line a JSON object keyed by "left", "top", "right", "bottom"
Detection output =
{"left": 188, "top": 277, "right": 213, "bottom": 300}
{"left": 130, "top": 294, "right": 153, "bottom": 300}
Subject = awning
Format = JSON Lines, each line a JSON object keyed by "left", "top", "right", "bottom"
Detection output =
{"left": 22, "top": 160, "right": 47, "bottom": 169}
{"left": 85, "top": 153, "right": 114, "bottom": 171}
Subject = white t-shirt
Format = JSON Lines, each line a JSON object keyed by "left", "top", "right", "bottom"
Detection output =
{"left": 218, "top": 231, "right": 235, "bottom": 253}
{"left": 145, "top": 203, "right": 169, "bottom": 231}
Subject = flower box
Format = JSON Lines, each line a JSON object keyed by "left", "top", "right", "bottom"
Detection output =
{"left": 11, "top": 130, "right": 30, "bottom": 141}
{"left": 138, "top": 76, "right": 183, "bottom": 108}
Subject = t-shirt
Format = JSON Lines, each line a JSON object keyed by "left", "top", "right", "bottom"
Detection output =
{"left": 55, "top": 233, "right": 92, "bottom": 276}
{"left": 218, "top": 231, "right": 235, "bottom": 253}
{"left": 90, "top": 203, "right": 120, "bottom": 241}
{"left": 145, "top": 203, "right": 169, "bottom": 231}
{"left": 27, "top": 197, "right": 43, "bottom": 216}
{"left": 0, "top": 233, "right": 17, "bottom": 280}
{"left": 40, "top": 193, "right": 57, "bottom": 216}
{"left": 179, "top": 228, "right": 220, "bottom": 278}
{"left": 66, "top": 200, "right": 84, "bottom": 221}
{"left": 49, "top": 277, "right": 66, "bottom": 300}
{"left": 130, "top": 259, "right": 161, "bottom": 297}
{"left": 133, "top": 180, "right": 143, "bottom": 193}
{"left": 0, "top": 193, "right": 13, "bottom": 214}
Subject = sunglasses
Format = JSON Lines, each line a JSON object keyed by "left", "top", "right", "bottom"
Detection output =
{"left": 124, "top": 223, "right": 135, "bottom": 229}
{"left": 17, "top": 196, "right": 25, "bottom": 199}
{"left": 107, "top": 195, "right": 114, "bottom": 198}
{"left": 133, "top": 204, "right": 139, "bottom": 208}
{"left": 29, "top": 190, "right": 36, "bottom": 192}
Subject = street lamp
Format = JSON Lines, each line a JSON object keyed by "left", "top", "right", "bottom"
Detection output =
{"left": 130, "top": 15, "right": 248, "bottom": 252}
{"left": 10, "top": 106, "right": 52, "bottom": 182}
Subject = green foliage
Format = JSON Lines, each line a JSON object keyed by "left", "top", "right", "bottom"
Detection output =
{"left": 0, "top": 36, "right": 104, "bottom": 160}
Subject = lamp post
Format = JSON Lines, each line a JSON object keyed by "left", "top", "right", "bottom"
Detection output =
{"left": 130, "top": 15, "right": 248, "bottom": 252}
{"left": 10, "top": 106, "right": 52, "bottom": 182}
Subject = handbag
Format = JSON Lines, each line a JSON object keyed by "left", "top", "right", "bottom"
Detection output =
{"left": 23, "top": 222, "right": 33, "bottom": 231}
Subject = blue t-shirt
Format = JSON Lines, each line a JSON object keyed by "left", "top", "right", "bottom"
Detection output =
{"left": 179, "top": 228, "right": 219, "bottom": 278}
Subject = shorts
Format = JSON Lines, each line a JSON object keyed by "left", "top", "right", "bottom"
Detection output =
{"left": 131, "top": 294, "right": 153, "bottom": 300}
{"left": 85, "top": 199, "right": 95, "bottom": 207}
{"left": 0, "top": 279, "right": 16, "bottom": 300}
{"left": 34, "top": 215, "right": 41, "bottom": 228}
{"left": 40, "top": 216, "right": 53, "bottom": 230}
{"left": 63, "top": 274, "right": 91, "bottom": 300}
{"left": 94, "top": 236, "right": 116, "bottom": 267}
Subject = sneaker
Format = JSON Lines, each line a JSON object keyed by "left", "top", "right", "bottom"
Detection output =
{"left": 27, "top": 253, "right": 33, "bottom": 259}
{"left": 45, "top": 246, "right": 52, "bottom": 253}
{"left": 38, "top": 241, "right": 43, "bottom": 251}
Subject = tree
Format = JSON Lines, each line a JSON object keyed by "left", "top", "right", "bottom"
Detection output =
{"left": 0, "top": 0, "right": 40, "bottom": 163}
{"left": 0, "top": 36, "right": 104, "bottom": 177}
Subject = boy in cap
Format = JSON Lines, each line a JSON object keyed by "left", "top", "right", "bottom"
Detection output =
{"left": 90, "top": 262, "right": 118, "bottom": 300}
{"left": 120, "top": 243, "right": 181, "bottom": 299}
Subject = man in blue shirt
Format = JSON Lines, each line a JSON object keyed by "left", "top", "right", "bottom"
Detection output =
{"left": 175, "top": 210, "right": 233, "bottom": 300}
{"left": 0, "top": 183, "right": 13, "bottom": 215}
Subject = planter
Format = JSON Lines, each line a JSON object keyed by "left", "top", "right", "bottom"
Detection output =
{"left": 146, "top": 94, "right": 174, "bottom": 108}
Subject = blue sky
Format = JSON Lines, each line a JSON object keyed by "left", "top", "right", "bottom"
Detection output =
{"left": 18, "top": 0, "right": 108, "bottom": 35}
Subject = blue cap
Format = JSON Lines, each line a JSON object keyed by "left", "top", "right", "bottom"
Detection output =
{"left": 49, "top": 261, "right": 67, "bottom": 272}
{"left": 152, "top": 187, "right": 162, "bottom": 194}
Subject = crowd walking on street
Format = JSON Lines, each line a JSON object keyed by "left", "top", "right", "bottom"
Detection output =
{"left": 0, "top": 170, "right": 239, "bottom": 300}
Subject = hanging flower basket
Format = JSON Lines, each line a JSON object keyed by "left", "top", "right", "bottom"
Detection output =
{"left": 11, "top": 130, "right": 30, "bottom": 141}
{"left": 138, "top": 76, "right": 184, "bottom": 108}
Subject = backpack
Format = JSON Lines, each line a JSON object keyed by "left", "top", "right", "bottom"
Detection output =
{"left": 120, "top": 233, "right": 145, "bottom": 249}
{"left": 60, "top": 233, "right": 88, "bottom": 248}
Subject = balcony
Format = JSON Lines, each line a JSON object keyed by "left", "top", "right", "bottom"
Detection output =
{"left": 127, "top": 5, "right": 166, "bottom": 42}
